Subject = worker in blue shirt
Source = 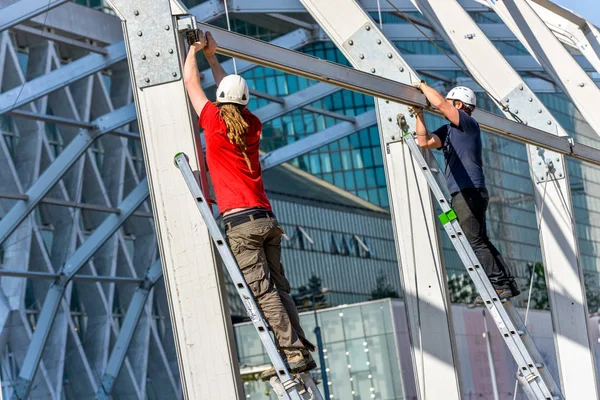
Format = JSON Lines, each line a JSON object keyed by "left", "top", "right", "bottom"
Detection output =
{"left": 411, "top": 81, "right": 520, "bottom": 302}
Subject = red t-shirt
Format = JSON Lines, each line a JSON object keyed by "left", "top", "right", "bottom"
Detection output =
{"left": 199, "top": 102, "right": 272, "bottom": 214}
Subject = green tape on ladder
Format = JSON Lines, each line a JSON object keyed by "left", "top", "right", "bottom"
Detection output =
{"left": 438, "top": 209, "right": 457, "bottom": 225}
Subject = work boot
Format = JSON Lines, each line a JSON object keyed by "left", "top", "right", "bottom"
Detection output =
{"left": 472, "top": 288, "right": 516, "bottom": 306}
{"left": 302, "top": 350, "right": 317, "bottom": 372}
{"left": 260, "top": 350, "right": 309, "bottom": 381}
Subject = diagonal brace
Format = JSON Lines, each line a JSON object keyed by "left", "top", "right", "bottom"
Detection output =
{"left": 11, "top": 179, "right": 149, "bottom": 400}
{"left": 0, "top": 104, "right": 137, "bottom": 246}
{"left": 96, "top": 260, "right": 163, "bottom": 400}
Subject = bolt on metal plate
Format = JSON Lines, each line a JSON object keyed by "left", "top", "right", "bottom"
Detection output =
{"left": 110, "top": 0, "right": 182, "bottom": 89}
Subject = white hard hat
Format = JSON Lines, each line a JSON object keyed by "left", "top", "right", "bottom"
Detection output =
{"left": 216, "top": 75, "right": 249, "bottom": 106}
{"left": 446, "top": 86, "right": 477, "bottom": 107}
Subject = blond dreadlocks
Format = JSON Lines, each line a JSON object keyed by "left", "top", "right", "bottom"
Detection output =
{"left": 217, "top": 102, "right": 253, "bottom": 173}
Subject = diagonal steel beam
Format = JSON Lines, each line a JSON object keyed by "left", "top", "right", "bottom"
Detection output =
{"left": 484, "top": 0, "right": 600, "bottom": 135}
{"left": 11, "top": 179, "right": 149, "bottom": 400}
{"left": 0, "top": 0, "right": 68, "bottom": 33}
{"left": 261, "top": 110, "right": 376, "bottom": 170}
{"left": 96, "top": 260, "right": 162, "bottom": 400}
{"left": 0, "top": 41, "right": 127, "bottom": 114}
{"left": 0, "top": 104, "right": 136, "bottom": 246}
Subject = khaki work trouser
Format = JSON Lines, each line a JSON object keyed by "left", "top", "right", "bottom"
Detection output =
{"left": 226, "top": 216, "right": 308, "bottom": 350}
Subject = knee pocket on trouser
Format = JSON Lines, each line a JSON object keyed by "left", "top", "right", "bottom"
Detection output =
{"left": 243, "top": 263, "right": 272, "bottom": 299}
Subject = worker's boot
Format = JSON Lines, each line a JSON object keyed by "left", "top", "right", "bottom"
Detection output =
{"left": 301, "top": 350, "right": 317, "bottom": 372}
{"left": 260, "top": 350, "right": 309, "bottom": 381}
{"left": 472, "top": 288, "right": 516, "bottom": 306}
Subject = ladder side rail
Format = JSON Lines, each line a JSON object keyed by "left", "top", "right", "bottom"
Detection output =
{"left": 412, "top": 1, "right": 596, "bottom": 397}
{"left": 175, "top": 155, "right": 306, "bottom": 400}
{"left": 103, "top": 1, "right": 243, "bottom": 398}
{"left": 402, "top": 133, "right": 558, "bottom": 399}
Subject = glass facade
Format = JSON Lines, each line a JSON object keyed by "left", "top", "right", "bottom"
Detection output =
{"left": 236, "top": 300, "right": 404, "bottom": 399}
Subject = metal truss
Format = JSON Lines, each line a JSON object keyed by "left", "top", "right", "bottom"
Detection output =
{"left": 484, "top": 0, "right": 600, "bottom": 136}
{"left": 96, "top": 260, "right": 162, "bottom": 400}
{"left": 0, "top": 0, "right": 68, "bottom": 32}
{"left": 0, "top": 21, "right": 172, "bottom": 399}
{"left": 2, "top": 0, "right": 600, "bottom": 398}
{"left": 0, "top": 104, "right": 136, "bottom": 246}
{"left": 412, "top": 0, "right": 598, "bottom": 396}
{"left": 11, "top": 179, "right": 149, "bottom": 399}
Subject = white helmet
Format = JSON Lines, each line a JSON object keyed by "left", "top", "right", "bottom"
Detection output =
{"left": 216, "top": 75, "right": 249, "bottom": 106}
{"left": 446, "top": 86, "right": 476, "bottom": 107}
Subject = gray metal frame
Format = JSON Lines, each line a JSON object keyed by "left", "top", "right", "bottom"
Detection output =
{"left": 2, "top": 0, "right": 600, "bottom": 398}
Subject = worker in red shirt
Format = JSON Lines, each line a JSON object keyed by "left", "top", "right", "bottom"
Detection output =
{"left": 183, "top": 30, "right": 316, "bottom": 380}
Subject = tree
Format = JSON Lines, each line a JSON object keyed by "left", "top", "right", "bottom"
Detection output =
{"left": 526, "top": 262, "right": 600, "bottom": 313}
{"left": 447, "top": 272, "right": 477, "bottom": 304}
{"left": 370, "top": 271, "right": 400, "bottom": 300}
{"left": 293, "top": 274, "right": 330, "bottom": 311}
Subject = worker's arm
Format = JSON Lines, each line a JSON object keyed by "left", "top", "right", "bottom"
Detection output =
{"left": 204, "top": 31, "right": 227, "bottom": 87}
{"left": 413, "top": 107, "right": 442, "bottom": 149}
{"left": 419, "top": 81, "right": 460, "bottom": 126}
{"left": 183, "top": 32, "right": 209, "bottom": 116}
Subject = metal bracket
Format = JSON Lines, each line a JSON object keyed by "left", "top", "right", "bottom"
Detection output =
{"left": 342, "top": 23, "right": 413, "bottom": 145}
{"left": 531, "top": 146, "right": 565, "bottom": 183}
{"left": 113, "top": 1, "right": 182, "bottom": 88}
{"left": 176, "top": 15, "right": 198, "bottom": 45}
{"left": 501, "top": 84, "right": 566, "bottom": 183}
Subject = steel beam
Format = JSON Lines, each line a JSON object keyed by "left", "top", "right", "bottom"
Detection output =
{"left": 0, "top": 270, "right": 145, "bottom": 284}
{"left": 253, "top": 82, "right": 342, "bottom": 122}
{"left": 484, "top": 0, "right": 600, "bottom": 135}
{"left": 0, "top": 104, "right": 136, "bottom": 246}
{"left": 11, "top": 24, "right": 109, "bottom": 55}
{"left": 228, "top": 0, "right": 488, "bottom": 13}
{"left": 201, "top": 23, "right": 600, "bottom": 167}
{"left": 0, "top": 0, "right": 68, "bottom": 33}
{"left": 261, "top": 110, "right": 376, "bottom": 170}
{"left": 526, "top": 0, "right": 600, "bottom": 73}
{"left": 105, "top": 2, "right": 242, "bottom": 399}
{"left": 11, "top": 179, "right": 149, "bottom": 400}
{"left": 414, "top": 1, "right": 598, "bottom": 397}
{"left": 7, "top": 110, "right": 96, "bottom": 129}
{"left": 199, "top": 28, "right": 314, "bottom": 88}
{"left": 96, "top": 260, "right": 163, "bottom": 400}
{"left": 0, "top": 41, "right": 127, "bottom": 114}
{"left": 298, "top": 1, "right": 462, "bottom": 398}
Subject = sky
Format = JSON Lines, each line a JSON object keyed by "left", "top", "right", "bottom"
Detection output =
{"left": 552, "top": 0, "right": 600, "bottom": 26}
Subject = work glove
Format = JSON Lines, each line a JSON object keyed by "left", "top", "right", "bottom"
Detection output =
{"left": 410, "top": 79, "right": 426, "bottom": 91}
{"left": 407, "top": 106, "right": 423, "bottom": 117}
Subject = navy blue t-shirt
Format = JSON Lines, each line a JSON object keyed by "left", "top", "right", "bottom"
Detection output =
{"left": 433, "top": 110, "right": 486, "bottom": 195}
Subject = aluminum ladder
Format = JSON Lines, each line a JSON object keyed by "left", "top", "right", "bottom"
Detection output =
{"left": 397, "top": 114, "right": 563, "bottom": 400}
{"left": 174, "top": 152, "right": 323, "bottom": 400}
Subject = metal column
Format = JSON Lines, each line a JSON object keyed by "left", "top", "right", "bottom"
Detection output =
{"left": 11, "top": 179, "right": 149, "bottom": 399}
{"left": 104, "top": 1, "right": 242, "bottom": 399}
{"left": 298, "top": 2, "right": 462, "bottom": 398}
{"left": 412, "top": 1, "right": 598, "bottom": 396}
{"left": 484, "top": 0, "right": 600, "bottom": 135}
{"left": 0, "top": 104, "right": 136, "bottom": 245}
{"left": 96, "top": 260, "right": 163, "bottom": 400}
